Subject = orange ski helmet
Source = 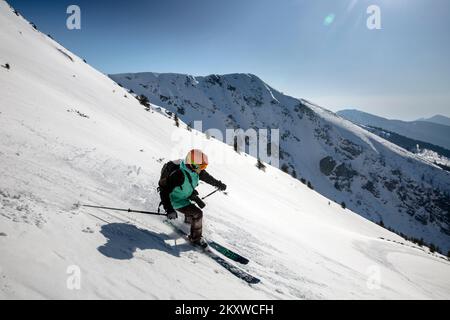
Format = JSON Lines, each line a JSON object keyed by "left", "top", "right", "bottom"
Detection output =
{"left": 185, "top": 149, "right": 209, "bottom": 172}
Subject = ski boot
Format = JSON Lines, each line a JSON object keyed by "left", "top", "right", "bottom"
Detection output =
{"left": 189, "top": 236, "right": 208, "bottom": 249}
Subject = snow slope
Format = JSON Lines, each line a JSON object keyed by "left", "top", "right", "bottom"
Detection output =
{"left": 1, "top": 1, "right": 450, "bottom": 299}
{"left": 110, "top": 74, "right": 450, "bottom": 252}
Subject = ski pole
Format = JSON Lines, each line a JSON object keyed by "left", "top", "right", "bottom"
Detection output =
{"left": 81, "top": 204, "right": 167, "bottom": 216}
{"left": 201, "top": 188, "right": 220, "bottom": 200}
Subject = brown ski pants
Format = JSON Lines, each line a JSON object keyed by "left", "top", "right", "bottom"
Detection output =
{"left": 177, "top": 204, "right": 203, "bottom": 241}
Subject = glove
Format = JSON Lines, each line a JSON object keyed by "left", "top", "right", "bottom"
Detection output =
{"left": 217, "top": 181, "right": 227, "bottom": 191}
{"left": 166, "top": 209, "right": 178, "bottom": 220}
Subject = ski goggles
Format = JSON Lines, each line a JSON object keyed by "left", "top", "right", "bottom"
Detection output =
{"left": 191, "top": 162, "right": 208, "bottom": 171}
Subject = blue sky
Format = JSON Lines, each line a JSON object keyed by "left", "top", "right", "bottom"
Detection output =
{"left": 8, "top": 0, "right": 450, "bottom": 120}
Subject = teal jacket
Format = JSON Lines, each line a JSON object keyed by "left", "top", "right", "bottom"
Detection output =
{"left": 159, "top": 160, "right": 225, "bottom": 211}
{"left": 170, "top": 161, "right": 200, "bottom": 209}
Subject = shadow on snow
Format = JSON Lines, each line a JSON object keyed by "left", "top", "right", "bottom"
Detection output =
{"left": 98, "top": 222, "right": 191, "bottom": 260}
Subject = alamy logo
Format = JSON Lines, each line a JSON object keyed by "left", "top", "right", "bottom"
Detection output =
{"left": 66, "top": 265, "right": 81, "bottom": 290}
{"left": 66, "top": 5, "right": 81, "bottom": 30}
{"left": 171, "top": 121, "right": 280, "bottom": 168}
{"left": 366, "top": 265, "right": 381, "bottom": 290}
{"left": 367, "top": 5, "right": 382, "bottom": 30}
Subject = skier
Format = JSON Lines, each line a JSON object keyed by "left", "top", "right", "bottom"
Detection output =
{"left": 158, "top": 149, "right": 227, "bottom": 246}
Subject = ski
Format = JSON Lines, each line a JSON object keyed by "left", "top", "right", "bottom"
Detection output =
{"left": 207, "top": 240, "right": 249, "bottom": 265}
{"left": 203, "top": 250, "right": 260, "bottom": 285}
{"left": 164, "top": 221, "right": 250, "bottom": 264}
{"left": 164, "top": 220, "right": 260, "bottom": 284}
{"left": 163, "top": 220, "right": 250, "bottom": 264}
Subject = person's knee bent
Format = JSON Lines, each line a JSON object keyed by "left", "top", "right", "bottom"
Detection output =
{"left": 192, "top": 207, "right": 203, "bottom": 220}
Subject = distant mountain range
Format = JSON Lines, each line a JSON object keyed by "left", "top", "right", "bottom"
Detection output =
{"left": 337, "top": 109, "right": 450, "bottom": 150}
{"left": 418, "top": 115, "right": 450, "bottom": 127}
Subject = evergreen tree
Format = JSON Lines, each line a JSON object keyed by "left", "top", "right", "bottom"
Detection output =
{"left": 418, "top": 238, "right": 424, "bottom": 247}
{"left": 256, "top": 159, "right": 266, "bottom": 171}
{"left": 137, "top": 94, "right": 150, "bottom": 107}
{"left": 429, "top": 243, "right": 436, "bottom": 253}
{"left": 174, "top": 114, "right": 179, "bottom": 127}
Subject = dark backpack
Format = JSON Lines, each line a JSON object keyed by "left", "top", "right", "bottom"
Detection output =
{"left": 158, "top": 161, "right": 180, "bottom": 189}
{"left": 157, "top": 161, "right": 180, "bottom": 213}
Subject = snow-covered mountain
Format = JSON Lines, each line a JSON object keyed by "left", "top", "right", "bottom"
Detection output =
{"left": 1, "top": 1, "right": 450, "bottom": 299}
{"left": 337, "top": 109, "right": 450, "bottom": 150}
{"left": 110, "top": 73, "right": 450, "bottom": 253}
{"left": 418, "top": 115, "right": 450, "bottom": 127}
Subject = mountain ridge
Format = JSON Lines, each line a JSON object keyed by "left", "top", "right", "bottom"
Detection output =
{"left": 418, "top": 114, "right": 450, "bottom": 127}
{"left": 337, "top": 109, "right": 450, "bottom": 150}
